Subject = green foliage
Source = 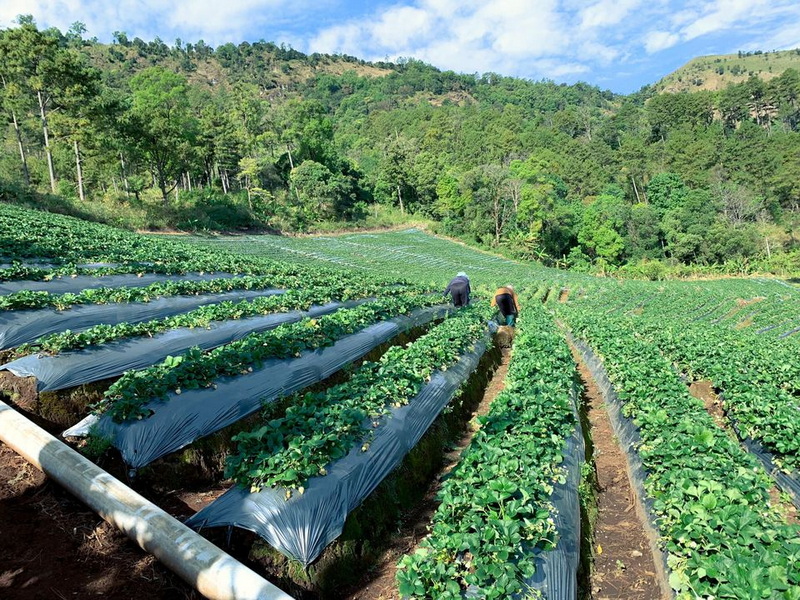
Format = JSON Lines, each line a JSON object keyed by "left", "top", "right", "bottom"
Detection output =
{"left": 0, "top": 21, "right": 799, "bottom": 271}
{"left": 98, "top": 290, "right": 441, "bottom": 422}
{"left": 225, "top": 303, "right": 493, "bottom": 493}
{"left": 396, "top": 303, "right": 577, "bottom": 598}
{"left": 561, "top": 294, "right": 800, "bottom": 599}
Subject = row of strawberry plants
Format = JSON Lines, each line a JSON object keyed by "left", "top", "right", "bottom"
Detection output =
{"left": 12, "top": 281, "right": 429, "bottom": 357}
{"left": 395, "top": 304, "right": 577, "bottom": 599}
{"left": 97, "top": 292, "right": 445, "bottom": 423}
{"left": 563, "top": 306, "right": 800, "bottom": 599}
{"left": 569, "top": 287, "right": 800, "bottom": 470}
{"left": 0, "top": 265, "right": 410, "bottom": 311}
{"left": 628, "top": 300, "right": 800, "bottom": 472}
{"left": 0, "top": 203, "right": 268, "bottom": 275}
{"left": 224, "top": 302, "right": 494, "bottom": 494}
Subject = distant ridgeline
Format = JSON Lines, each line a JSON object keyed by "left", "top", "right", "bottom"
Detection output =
{"left": 0, "top": 19, "right": 798, "bottom": 276}
{"left": 653, "top": 48, "right": 800, "bottom": 93}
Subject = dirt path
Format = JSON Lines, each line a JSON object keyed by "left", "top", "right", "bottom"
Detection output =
{"left": 0, "top": 442, "right": 199, "bottom": 600}
{"left": 570, "top": 347, "right": 666, "bottom": 600}
{"left": 343, "top": 350, "right": 512, "bottom": 600}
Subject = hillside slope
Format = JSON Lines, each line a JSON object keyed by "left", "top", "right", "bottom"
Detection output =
{"left": 654, "top": 48, "right": 800, "bottom": 93}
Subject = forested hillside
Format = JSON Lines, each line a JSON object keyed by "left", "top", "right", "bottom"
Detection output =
{"left": 1, "top": 18, "right": 799, "bottom": 276}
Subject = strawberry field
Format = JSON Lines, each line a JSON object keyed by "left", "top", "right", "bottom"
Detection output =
{"left": 1, "top": 203, "right": 799, "bottom": 599}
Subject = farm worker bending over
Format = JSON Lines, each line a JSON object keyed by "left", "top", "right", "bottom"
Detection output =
{"left": 492, "top": 285, "right": 520, "bottom": 326}
{"left": 443, "top": 272, "right": 471, "bottom": 307}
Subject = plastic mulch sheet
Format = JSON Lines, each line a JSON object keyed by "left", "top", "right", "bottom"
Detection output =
{"left": 185, "top": 337, "right": 489, "bottom": 566}
{"left": 569, "top": 335, "right": 673, "bottom": 591}
{"left": 0, "top": 272, "right": 236, "bottom": 296}
{"left": 727, "top": 412, "right": 800, "bottom": 510}
{"left": 2, "top": 300, "right": 363, "bottom": 391}
{"left": 523, "top": 387, "right": 584, "bottom": 600}
{"left": 65, "top": 305, "right": 451, "bottom": 469}
{"left": 0, "top": 289, "right": 284, "bottom": 350}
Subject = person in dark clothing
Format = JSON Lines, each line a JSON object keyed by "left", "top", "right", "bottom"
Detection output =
{"left": 491, "top": 284, "right": 520, "bottom": 326}
{"left": 444, "top": 272, "right": 470, "bottom": 307}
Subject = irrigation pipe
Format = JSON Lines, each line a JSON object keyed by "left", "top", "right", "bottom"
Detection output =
{"left": 0, "top": 399, "right": 293, "bottom": 600}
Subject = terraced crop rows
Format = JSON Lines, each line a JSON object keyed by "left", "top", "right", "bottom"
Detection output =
{"left": 2, "top": 204, "right": 799, "bottom": 598}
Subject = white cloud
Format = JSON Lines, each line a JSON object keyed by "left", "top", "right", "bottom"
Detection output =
{"left": 644, "top": 30, "right": 680, "bottom": 53}
{"left": 370, "top": 6, "right": 434, "bottom": 48}
{"left": 308, "top": 0, "right": 581, "bottom": 79}
{"left": 579, "top": 0, "right": 643, "bottom": 29}
{"left": 682, "top": 0, "right": 769, "bottom": 40}
{"left": 0, "top": 0, "right": 310, "bottom": 45}
{"left": 535, "top": 58, "right": 590, "bottom": 77}
{"left": 643, "top": 0, "right": 800, "bottom": 57}
{"left": 763, "top": 25, "right": 800, "bottom": 51}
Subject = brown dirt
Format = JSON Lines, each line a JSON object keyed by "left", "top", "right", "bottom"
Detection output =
{"left": 342, "top": 349, "right": 513, "bottom": 600}
{"left": 0, "top": 372, "right": 39, "bottom": 413}
{"left": 571, "top": 346, "right": 668, "bottom": 600}
{"left": 687, "top": 380, "right": 799, "bottom": 526}
{"left": 560, "top": 288, "right": 571, "bottom": 303}
{"left": 716, "top": 297, "right": 764, "bottom": 324}
{"left": 688, "top": 380, "right": 727, "bottom": 430}
{"left": 0, "top": 441, "right": 200, "bottom": 599}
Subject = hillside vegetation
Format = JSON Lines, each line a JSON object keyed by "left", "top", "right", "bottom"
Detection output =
{"left": 1, "top": 18, "right": 799, "bottom": 277}
{"left": 654, "top": 48, "right": 800, "bottom": 93}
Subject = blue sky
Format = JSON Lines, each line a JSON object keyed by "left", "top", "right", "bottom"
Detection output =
{"left": 2, "top": 0, "right": 799, "bottom": 93}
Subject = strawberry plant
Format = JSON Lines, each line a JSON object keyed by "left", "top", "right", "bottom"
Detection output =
{"left": 97, "top": 292, "right": 445, "bottom": 422}
{"left": 562, "top": 302, "right": 800, "bottom": 599}
{"left": 396, "top": 303, "right": 578, "bottom": 599}
{"left": 225, "top": 302, "right": 494, "bottom": 492}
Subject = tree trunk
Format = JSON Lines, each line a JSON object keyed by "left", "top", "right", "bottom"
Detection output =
{"left": 220, "top": 166, "right": 228, "bottom": 193}
{"left": 38, "top": 90, "right": 56, "bottom": 193}
{"left": 74, "top": 139, "right": 85, "bottom": 202}
{"left": 397, "top": 185, "right": 404, "bottom": 215}
{"left": 186, "top": 171, "right": 192, "bottom": 191}
{"left": 286, "top": 144, "right": 295, "bottom": 170}
{"left": 631, "top": 176, "right": 642, "bottom": 203}
{"left": 245, "top": 175, "right": 253, "bottom": 210}
{"left": 494, "top": 195, "right": 501, "bottom": 245}
{"left": 11, "top": 109, "right": 30, "bottom": 186}
{"left": 119, "top": 153, "right": 130, "bottom": 197}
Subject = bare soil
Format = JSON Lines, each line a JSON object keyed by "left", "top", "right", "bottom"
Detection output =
{"left": 341, "top": 349, "right": 513, "bottom": 600}
{"left": 0, "top": 441, "right": 200, "bottom": 599}
{"left": 571, "top": 347, "right": 667, "bottom": 600}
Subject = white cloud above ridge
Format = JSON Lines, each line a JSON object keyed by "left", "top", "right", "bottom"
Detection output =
{"left": 645, "top": 30, "right": 681, "bottom": 53}
{"left": 579, "top": 0, "right": 643, "bottom": 30}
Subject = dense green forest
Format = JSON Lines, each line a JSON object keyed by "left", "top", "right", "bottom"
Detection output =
{"left": 1, "top": 18, "right": 799, "bottom": 276}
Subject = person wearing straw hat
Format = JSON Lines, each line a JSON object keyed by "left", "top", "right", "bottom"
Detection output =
{"left": 491, "top": 284, "right": 520, "bottom": 326}
{"left": 443, "top": 271, "right": 471, "bottom": 307}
